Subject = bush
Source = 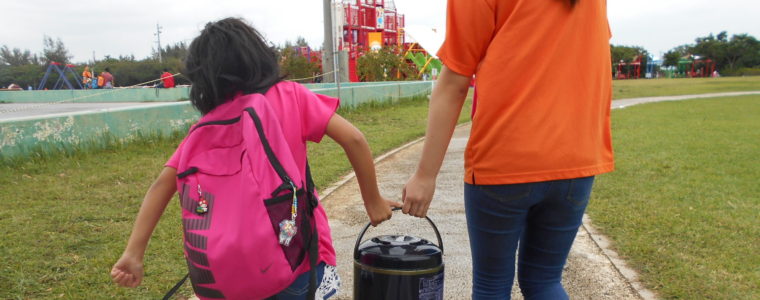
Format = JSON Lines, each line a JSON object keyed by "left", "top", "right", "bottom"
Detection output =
{"left": 357, "top": 47, "right": 418, "bottom": 82}
{"left": 721, "top": 67, "right": 760, "bottom": 76}
{"left": 279, "top": 47, "right": 321, "bottom": 83}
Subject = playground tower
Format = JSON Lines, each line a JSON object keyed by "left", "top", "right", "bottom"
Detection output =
{"left": 334, "top": 0, "right": 405, "bottom": 82}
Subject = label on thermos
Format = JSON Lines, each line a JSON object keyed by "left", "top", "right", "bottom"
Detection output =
{"left": 418, "top": 273, "right": 444, "bottom": 300}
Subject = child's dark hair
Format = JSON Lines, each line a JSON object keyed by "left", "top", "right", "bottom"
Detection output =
{"left": 185, "top": 18, "right": 282, "bottom": 115}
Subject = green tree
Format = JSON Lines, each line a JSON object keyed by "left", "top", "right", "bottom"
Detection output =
{"left": 279, "top": 39, "right": 320, "bottom": 83}
{"left": 41, "top": 35, "right": 72, "bottom": 64}
{"left": 723, "top": 34, "right": 760, "bottom": 70}
{"left": 357, "top": 47, "right": 417, "bottom": 82}
{"left": 295, "top": 37, "right": 309, "bottom": 48}
{"left": 0, "top": 64, "right": 45, "bottom": 89}
{"left": 663, "top": 45, "right": 691, "bottom": 67}
{"left": 610, "top": 45, "right": 649, "bottom": 65}
{"left": 666, "top": 32, "right": 760, "bottom": 72}
{"left": 153, "top": 42, "right": 189, "bottom": 61}
{"left": 0, "top": 46, "right": 38, "bottom": 66}
{"left": 610, "top": 45, "right": 651, "bottom": 78}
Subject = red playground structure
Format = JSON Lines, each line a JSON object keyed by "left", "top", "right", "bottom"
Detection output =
{"left": 675, "top": 55, "right": 717, "bottom": 78}
{"left": 337, "top": 0, "right": 405, "bottom": 82}
{"left": 614, "top": 55, "right": 642, "bottom": 80}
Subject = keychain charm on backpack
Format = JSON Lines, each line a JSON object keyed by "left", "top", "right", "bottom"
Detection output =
{"left": 196, "top": 184, "right": 209, "bottom": 214}
{"left": 279, "top": 184, "right": 298, "bottom": 246}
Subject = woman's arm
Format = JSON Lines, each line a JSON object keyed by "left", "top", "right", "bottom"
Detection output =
{"left": 402, "top": 66, "right": 471, "bottom": 218}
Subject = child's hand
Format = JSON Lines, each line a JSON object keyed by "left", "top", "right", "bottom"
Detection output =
{"left": 365, "top": 197, "right": 402, "bottom": 227}
{"left": 110, "top": 254, "right": 144, "bottom": 288}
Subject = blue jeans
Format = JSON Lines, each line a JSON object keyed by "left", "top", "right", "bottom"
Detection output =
{"left": 270, "top": 262, "right": 327, "bottom": 299}
{"left": 464, "top": 176, "right": 595, "bottom": 300}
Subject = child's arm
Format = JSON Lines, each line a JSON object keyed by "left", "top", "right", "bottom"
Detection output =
{"left": 110, "top": 167, "right": 177, "bottom": 288}
{"left": 325, "top": 114, "right": 402, "bottom": 226}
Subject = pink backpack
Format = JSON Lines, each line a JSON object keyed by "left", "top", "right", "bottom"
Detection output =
{"left": 169, "top": 93, "right": 320, "bottom": 299}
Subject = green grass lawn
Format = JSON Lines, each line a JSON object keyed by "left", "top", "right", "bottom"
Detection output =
{"left": 0, "top": 95, "right": 472, "bottom": 299}
{"left": 589, "top": 95, "right": 760, "bottom": 299}
{"left": 612, "top": 76, "right": 760, "bottom": 99}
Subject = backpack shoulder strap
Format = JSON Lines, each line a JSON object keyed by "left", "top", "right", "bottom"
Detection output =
{"left": 162, "top": 273, "right": 189, "bottom": 300}
{"left": 304, "top": 161, "right": 319, "bottom": 299}
{"left": 244, "top": 106, "right": 296, "bottom": 194}
{"left": 248, "top": 105, "right": 319, "bottom": 299}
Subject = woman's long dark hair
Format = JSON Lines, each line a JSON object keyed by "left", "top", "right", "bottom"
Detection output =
{"left": 184, "top": 18, "right": 281, "bottom": 115}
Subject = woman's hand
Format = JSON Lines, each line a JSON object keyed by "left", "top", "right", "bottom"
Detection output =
{"left": 402, "top": 172, "right": 437, "bottom": 218}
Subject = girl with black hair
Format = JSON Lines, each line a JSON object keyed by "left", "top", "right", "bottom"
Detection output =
{"left": 111, "top": 17, "right": 401, "bottom": 299}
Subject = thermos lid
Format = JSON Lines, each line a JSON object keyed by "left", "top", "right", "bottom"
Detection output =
{"left": 355, "top": 234, "right": 443, "bottom": 270}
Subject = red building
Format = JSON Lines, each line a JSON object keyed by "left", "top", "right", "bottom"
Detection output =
{"left": 337, "top": 0, "right": 405, "bottom": 81}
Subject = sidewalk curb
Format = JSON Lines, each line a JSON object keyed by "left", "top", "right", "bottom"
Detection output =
{"left": 582, "top": 215, "right": 659, "bottom": 300}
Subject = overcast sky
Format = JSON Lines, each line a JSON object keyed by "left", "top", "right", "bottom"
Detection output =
{"left": 2, "top": 0, "right": 758, "bottom": 63}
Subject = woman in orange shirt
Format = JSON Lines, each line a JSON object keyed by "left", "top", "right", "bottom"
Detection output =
{"left": 402, "top": 0, "right": 614, "bottom": 299}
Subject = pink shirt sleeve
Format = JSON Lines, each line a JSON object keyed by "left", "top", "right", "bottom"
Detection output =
{"left": 294, "top": 83, "right": 340, "bottom": 143}
{"left": 164, "top": 138, "right": 186, "bottom": 169}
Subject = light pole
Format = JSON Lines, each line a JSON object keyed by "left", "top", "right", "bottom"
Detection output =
{"left": 323, "top": 0, "right": 334, "bottom": 83}
{"left": 155, "top": 23, "right": 163, "bottom": 63}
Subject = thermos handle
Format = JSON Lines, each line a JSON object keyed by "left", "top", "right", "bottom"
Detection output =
{"left": 354, "top": 207, "right": 444, "bottom": 259}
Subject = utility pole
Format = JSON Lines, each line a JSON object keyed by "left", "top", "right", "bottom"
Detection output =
{"left": 155, "top": 22, "right": 163, "bottom": 63}
{"left": 322, "top": 0, "right": 334, "bottom": 83}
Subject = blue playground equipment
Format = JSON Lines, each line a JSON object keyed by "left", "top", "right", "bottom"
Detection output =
{"left": 645, "top": 59, "right": 657, "bottom": 78}
{"left": 38, "top": 62, "right": 84, "bottom": 90}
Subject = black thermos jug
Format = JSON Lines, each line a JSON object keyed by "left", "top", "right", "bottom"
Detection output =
{"left": 353, "top": 208, "right": 444, "bottom": 300}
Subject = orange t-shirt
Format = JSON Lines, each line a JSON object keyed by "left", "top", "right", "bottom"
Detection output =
{"left": 437, "top": 0, "right": 615, "bottom": 185}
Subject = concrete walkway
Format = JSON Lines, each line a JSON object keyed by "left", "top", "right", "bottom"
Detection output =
{"left": 318, "top": 92, "right": 760, "bottom": 299}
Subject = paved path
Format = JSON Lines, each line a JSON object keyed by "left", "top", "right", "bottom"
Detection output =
{"left": 318, "top": 92, "right": 760, "bottom": 299}
{"left": 611, "top": 91, "right": 760, "bottom": 109}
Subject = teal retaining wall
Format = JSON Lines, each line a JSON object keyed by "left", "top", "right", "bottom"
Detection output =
{"left": 312, "top": 81, "right": 432, "bottom": 108}
{"left": 0, "top": 102, "right": 198, "bottom": 160}
{"left": 0, "top": 81, "right": 432, "bottom": 105}
{"left": 0, "top": 87, "right": 190, "bottom": 103}
{"left": 0, "top": 81, "right": 432, "bottom": 160}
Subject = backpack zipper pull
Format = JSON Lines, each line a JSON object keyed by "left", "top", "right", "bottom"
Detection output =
{"left": 278, "top": 183, "right": 298, "bottom": 246}
{"left": 196, "top": 184, "right": 209, "bottom": 214}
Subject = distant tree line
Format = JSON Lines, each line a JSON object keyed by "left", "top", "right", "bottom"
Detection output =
{"left": 3, "top": 32, "right": 759, "bottom": 89}
{"left": 0, "top": 36, "right": 190, "bottom": 89}
{"left": 663, "top": 31, "right": 760, "bottom": 76}
{"left": 0, "top": 35, "right": 327, "bottom": 89}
